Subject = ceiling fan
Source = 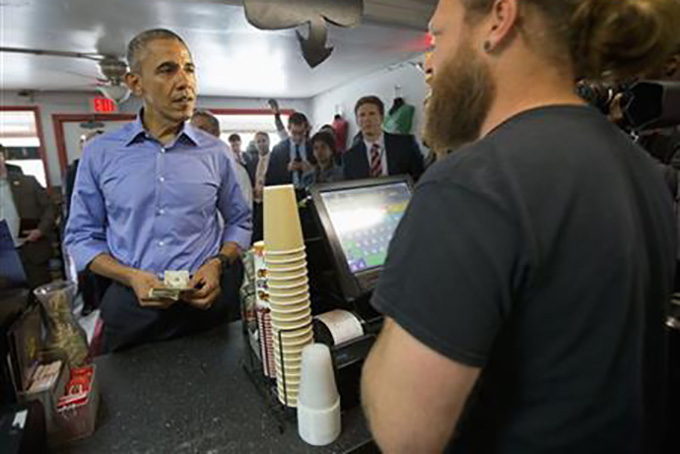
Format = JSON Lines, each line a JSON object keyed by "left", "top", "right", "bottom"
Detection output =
{"left": 0, "top": 46, "right": 131, "bottom": 104}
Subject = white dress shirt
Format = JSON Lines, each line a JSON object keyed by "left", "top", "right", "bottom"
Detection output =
{"left": 0, "top": 177, "right": 23, "bottom": 246}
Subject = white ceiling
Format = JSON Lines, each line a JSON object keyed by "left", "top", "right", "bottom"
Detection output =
{"left": 0, "top": 0, "right": 436, "bottom": 99}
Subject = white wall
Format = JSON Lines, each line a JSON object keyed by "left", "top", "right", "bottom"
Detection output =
{"left": 2, "top": 91, "right": 311, "bottom": 187}
{"left": 311, "top": 55, "right": 428, "bottom": 143}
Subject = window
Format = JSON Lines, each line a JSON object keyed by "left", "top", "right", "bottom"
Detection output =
{"left": 0, "top": 110, "right": 47, "bottom": 187}
{"left": 213, "top": 113, "right": 289, "bottom": 150}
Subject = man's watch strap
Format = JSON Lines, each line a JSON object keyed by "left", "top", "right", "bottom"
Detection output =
{"left": 208, "top": 253, "right": 231, "bottom": 271}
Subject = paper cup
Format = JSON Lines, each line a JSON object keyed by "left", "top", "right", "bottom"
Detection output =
{"left": 276, "top": 362, "right": 303, "bottom": 376}
{"left": 278, "top": 385, "right": 300, "bottom": 401}
{"left": 276, "top": 367, "right": 302, "bottom": 382}
{"left": 278, "top": 383, "right": 300, "bottom": 394}
{"left": 273, "top": 320, "right": 313, "bottom": 336}
{"left": 296, "top": 344, "right": 341, "bottom": 445}
{"left": 270, "top": 301, "right": 311, "bottom": 315}
{"left": 276, "top": 371, "right": 302, "bottom": 386}
{"left": 265, "top": 254, "right": 307, "bottom": 266}
{"left": 268, "top": 285, "right": 309, "bottom": 299}
{"left": 278, "top": 385, "right": 300, "bottom": 400}
{"left": 274, "top": 329, "right": 314, "bottom": 347}
{"left": 277, "top": 372, "right": 301, "bottom": 388}
{"left": 273, "top": 324, "right": 313, "bottom": 340}
{"left": 266, "top": 245, "right": 306, "bottom": 256}
{"left": 272, "top": 347, "right": 304, "bottom": 361}
{"left": 268, "top": 276, "right": 309, "bottom": 290}
{"left": 278, "top": 396, "right": 298, "bottom": 408}
{"left": 264, "top": 185, "right": 304, "bottom": 252}
{"left": 270, "top": 302, "right": 310, "bottom": 315}
{"left": 270, "top": 307, "right": 311, "bottom": 323}
{"left": 298, "top": 344, "right": 339, "bottom": 408}
{"left": 270, "top": 297, "right": 310, "bottom": 309}
{"left": 276, "top": 354, "right": 302, "bottom": 367}
{"left": 277, "top": 388, "right": 298, "bottom": 408}
{"left": 266, "top": 260, "right": 307, "bottom": 272}
{"left": 267, "top": 270, "right": 308, "bottom": 281}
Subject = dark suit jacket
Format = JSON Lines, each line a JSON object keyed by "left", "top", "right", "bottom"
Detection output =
{"left": 7, "top": 173, "right": 57, "bottom": 264}
{"left": 245, "top": 153, "right": 259, "bottom": 186}
{"left": 6, "top": 163, "right": 23, "bottom": 175}
{"left": 343, "top": 132, "right": 424, "bottom": 182}
{"left": 265, "top": 139, "right": 315, "bottom": 186}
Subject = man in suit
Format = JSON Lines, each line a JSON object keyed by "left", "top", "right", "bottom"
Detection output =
{"left": 0, "top": 147, "right": 56, "bottom": 289}
{"left": 344, "top": 96, "right": 424, "bottom": 181}
{"left": 191, "top": 112, "right": 253, "bottom": 208}
{"left": 246, "top": 131, "right": 273, "bottom": 242}
{"left": 0, "top": 145, "right": 23, "bottom": 175}
{"left": 265, "top": 112, "right": 316, "bottom": 188}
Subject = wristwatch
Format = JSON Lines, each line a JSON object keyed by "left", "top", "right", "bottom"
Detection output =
{"left": 207, "top": 253, "right": 231, "bottom": 271}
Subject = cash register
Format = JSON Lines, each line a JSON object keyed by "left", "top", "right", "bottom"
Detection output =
{"left": 305, "top": 176, "right": 414, "bottom": 408}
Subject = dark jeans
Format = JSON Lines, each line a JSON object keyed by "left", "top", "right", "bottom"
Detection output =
{"left": 253, "top": 202, "right": 263, "bottom": 243}
{"left": 100, "top": 261, "right": 243, "bottom": 353}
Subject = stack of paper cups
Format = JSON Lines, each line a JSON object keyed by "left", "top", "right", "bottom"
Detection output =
{"left": 253, "top": 241, "right": 275, "bottom": 378}
{"left": 264, "top": 185, "right": 314, "bottom": 407}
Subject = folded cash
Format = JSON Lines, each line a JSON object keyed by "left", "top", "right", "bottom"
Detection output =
{"left": 148, "top": 288, "right": 182, "bottom": 301}
{"left": 164, "top": 270, "right": 191, "bottom": 289}
{"left": 147, "top": 287, "right": 197, "bottom": 301}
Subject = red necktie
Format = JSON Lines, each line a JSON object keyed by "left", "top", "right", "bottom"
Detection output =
{"left": 370, "top": 143, "right": 382, "bottom": 177}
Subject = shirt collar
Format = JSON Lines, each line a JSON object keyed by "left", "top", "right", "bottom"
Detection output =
{"left": 125, "top": 109, "right": 199, "bottom": 147}
{"left": 290, "top": 139, "right": 305, "bottom": 150}
{"left": 364, "top": 132, "right": 385, "bottom": 151}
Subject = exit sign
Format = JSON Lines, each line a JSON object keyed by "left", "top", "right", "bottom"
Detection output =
{"left": 92, "top": 96, "right": 116, "bottom": 113}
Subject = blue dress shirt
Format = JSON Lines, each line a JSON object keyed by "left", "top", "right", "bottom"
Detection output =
{"left": 64, "top": 115, "right": 252, "bottom": 277}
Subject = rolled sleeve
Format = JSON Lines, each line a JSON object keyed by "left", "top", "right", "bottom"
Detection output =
{"left": 63, "top": 146, "right": 110, "bottom": 272}
{"left": 219, "top": 154, "right": 253, "bottom": 250}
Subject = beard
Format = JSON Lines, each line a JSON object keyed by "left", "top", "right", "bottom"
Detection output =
{"left": 424, "top": 39, "right": 496, "bottom": 156}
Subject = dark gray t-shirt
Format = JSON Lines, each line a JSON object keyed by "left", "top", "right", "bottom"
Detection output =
{"left": 372, "top": 106, "right": 675, "bottom": 453}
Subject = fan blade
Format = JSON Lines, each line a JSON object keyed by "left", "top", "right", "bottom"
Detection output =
{"left": 0, "top": 46, "right": 102, "bottom": 61}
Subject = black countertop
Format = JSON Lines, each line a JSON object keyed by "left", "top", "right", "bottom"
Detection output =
{"left": 55, "top": 323, "right": 373, "bottom": 454}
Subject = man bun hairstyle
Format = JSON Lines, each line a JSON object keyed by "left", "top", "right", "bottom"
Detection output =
{"left": 570, "top": 0, "right": 680, "bottom": 79}
{"left": 463, "top": 0, "right": 680, "bottom": 80}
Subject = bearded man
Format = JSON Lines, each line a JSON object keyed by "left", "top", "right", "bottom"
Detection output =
{"left": 361, "top": 0, "right": 680, "bottom": 452}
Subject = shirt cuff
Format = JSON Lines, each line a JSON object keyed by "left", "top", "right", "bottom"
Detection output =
{"left": 69, "top": 241, "right": 110, "bottom": 273}
{"left": 222, "top": 224, "right": 252, "bottom": 251}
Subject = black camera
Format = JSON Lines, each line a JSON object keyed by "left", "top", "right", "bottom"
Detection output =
{"left": 623, "top": 81, "right": 680, "bottom": 130}
{"left": 578, "top": 80, "right": 680, "bottom": 131}
{"left": 576, "top": 80, "right": 630, "bottom": 116}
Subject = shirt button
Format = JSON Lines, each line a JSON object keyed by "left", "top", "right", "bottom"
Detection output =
{"left": 161, "top": 148, "right": 167, "bottom": 153}
{"left": 158, "top": 209, "right": 165, "bottom": 215}
{"left": 159, "top": 176, "right": 165, "bottom": 183}
{"left": 158, "top": 241, "right": 165, "bottom": 247}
